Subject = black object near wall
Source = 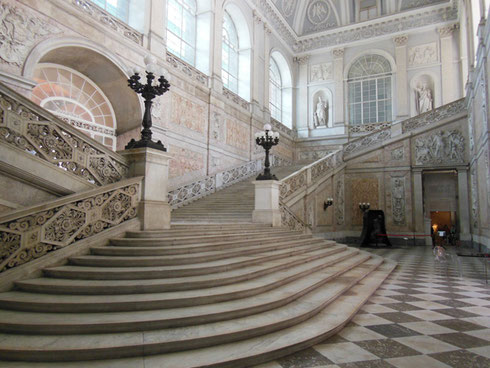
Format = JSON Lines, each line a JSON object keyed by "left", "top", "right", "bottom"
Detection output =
{"left": 359, "top": 210, "right": 392, "bottom": 247}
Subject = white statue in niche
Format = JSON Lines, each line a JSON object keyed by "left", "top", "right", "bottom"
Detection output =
{"left": 313, "top": 96, "right": 329, "bottom": 127}
{"left": 415, "top": 83, "right": 433, "bottom": 114}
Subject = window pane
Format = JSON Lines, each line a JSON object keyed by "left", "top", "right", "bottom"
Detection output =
{"left": 166, "top": 0, "right": 196, "bottom": 66}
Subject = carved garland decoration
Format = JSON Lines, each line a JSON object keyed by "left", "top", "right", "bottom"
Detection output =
{"left": 391, "top": 177, "right": 406, "bottom": 225}
{"left": 0, "top": 182, "right": 139, "bottom": 272}
{"left": 0, "top": 92, "right": 128, "bottom": 186}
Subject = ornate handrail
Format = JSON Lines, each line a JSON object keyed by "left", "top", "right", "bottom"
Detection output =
{"left": 168, "top": 154, "right": 290, "bottom": 209}
{"left": 0, "top": 82, "right": 129, "bottom": 186}
{"left": 343, "top": 98, "right": 467, "bottom": 159}
{"left": 0, "top": 176, "right": 141, "bottom": 273}
{"left": 279, "top": 200, "right": 310, "bottom": 232}
{"left": 402, "top": 98, "right": 466, "bottom": 133}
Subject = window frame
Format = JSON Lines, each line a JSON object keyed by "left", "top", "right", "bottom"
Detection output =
{"left": 166, "top": 0, "right": 198, "bottom": 66}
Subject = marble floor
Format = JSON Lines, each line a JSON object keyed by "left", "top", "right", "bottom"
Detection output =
{"left": 256, "top": 245, "right": 490, "bottom": 368}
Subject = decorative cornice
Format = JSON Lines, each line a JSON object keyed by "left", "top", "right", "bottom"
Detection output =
{"left": 332, "top": 48, "right": 344, "bottom": 58}
{"left": 438, "top": 23, "right": 459, "bottom": 37}
{"left": 393, "top": 35, "right": 409, "bottom": 46}
{"left": 293, "top": 55, "right": 310, "bottom": 65}
{"left": 251, "top": 0, "right": 457, "bottom": 54}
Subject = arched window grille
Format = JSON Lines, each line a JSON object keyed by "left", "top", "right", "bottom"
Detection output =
{"left": 167, "top": 0, "right": 198, "bottom": 66}
{"left": 347, "top": 54, "right": 392, "bottom": 125}
{"left": 222, "top": 11, "right": 239, "bottom": 94}
{"left": 31, "top": 63, "right": 117, "bottom": 150}
{"left": 269, "top": 57, "right": 282, "bottom": 122}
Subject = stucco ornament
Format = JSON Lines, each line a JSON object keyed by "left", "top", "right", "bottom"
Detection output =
{"left": 0, "top": 3, "right": 59, "bottom": 66}
{"left": 335, "top": 175, "right": 344, "bottom": 225}
{"left": 307, "top": 0, "right": 330, "bottom": 25}
{"left": 391, "top": 147, "right": 405, "bottom": 161}
{"left": 310, "top": 63, "right": 332, "bottom": 82}
{"left": 391, "top": 177, "right": 406, "bottom": 225}
{"left": 408, "top": 43, "right": 438, "bottom": 66}
{"left": 281, "top": 0, "right": 295, "bottom": 17}
{"left": 414, "top": 130, "right": 465, "bottom": 165}
{"left": 471, "top": 166, "right": 478, "bottom": 229}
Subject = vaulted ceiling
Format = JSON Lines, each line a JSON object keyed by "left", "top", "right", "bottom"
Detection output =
{"left": 269, "top": 0, "right": 451, "bottom": 37}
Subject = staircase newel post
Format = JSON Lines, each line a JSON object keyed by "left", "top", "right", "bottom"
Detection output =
{"left": 121, "top": 147, "right": 173, "bottom": 230}
{"left": 252, "top": 180, "right": 282, "bottom": 227}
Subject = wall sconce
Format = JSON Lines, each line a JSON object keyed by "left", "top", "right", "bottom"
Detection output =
{"left": 323, "top": 198, "right": 333, "bottom": 211}
{"left": 359, "top": 202, "right": 370, "bottom": 212}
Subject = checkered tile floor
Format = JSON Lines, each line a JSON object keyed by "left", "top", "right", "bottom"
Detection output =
{"left": 255, "top": 245, "right": 490, "bottom": 368}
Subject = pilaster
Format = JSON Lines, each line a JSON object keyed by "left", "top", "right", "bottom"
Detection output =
{"left": 333, "top": 48, "right": 345, "bottom": 125}
{"left": 438, "top": 24, "right": 459, "bottom": 104}
{"left": 210, "top": 5, "right": 224, "bottom": 93}
{"left": 146, "top": 0, "right": 167, "bottom": 55}
{"left": 394, "top": 35, "right": 409, "bottom": 119}
{"left": 294, "top": 55, "right": 310, "bottom": 137}
{"left": 252, "top": 11, "right": 264, "bottom": 116}
{"left": 263, "top": 24, "right": 272, "bottom": 115}
{"left": 457, "top": 168, "right": 471, "bottom": 241}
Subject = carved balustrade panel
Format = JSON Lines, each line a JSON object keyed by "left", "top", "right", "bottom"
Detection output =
{"left": 280, "top": 202, "right": 306, "bottom": 232}
{"left": 0, "top": 179, "right": 140, "bottom": 272}
{"left": 280, "top": 170, "right": 307, "bottom": 200}
{"left": 349, "top": 122, "right": 391, "bottom": 134}
{"left": 0, "top": 89, "right": 129, "bottom": 186}
{"left": 168, "top": 177, "right": 216, "bottom": 208}
{"left": 166, "top": 52, "right": 209, "bottom": 86}
{"left": 310, "top": 154, "right": 334, "bottom": 182}
{"left": 343, "top": 129, "right": 392, "bottom": 158}
{"left": 402, "top": 99, "right": 466, "bottom": 133}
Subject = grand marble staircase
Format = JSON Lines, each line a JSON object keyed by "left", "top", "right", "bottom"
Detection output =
{"left": 0, "top": 166, "right": 396, "bottom": 368}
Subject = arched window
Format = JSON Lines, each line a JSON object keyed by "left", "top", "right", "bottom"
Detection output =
{"left": 269, "top": 51, "right": 293, "bottom": 128}
{"left": 269, "top": 58, "right": 282, "bottom": 121}
{"left": 31, "top": 64, "right": 117, "bottom": 150}
{"left": 91, "top": 0, "right": 144, "bottom": 31}
{"left": 222, "top": 11, "right": 239, "bottom": 94}
{"left": 167, "top": 0, "right": 197, "bottom": 66}
{"left": 347, "top": 54, "right": 392, "bottom": 125}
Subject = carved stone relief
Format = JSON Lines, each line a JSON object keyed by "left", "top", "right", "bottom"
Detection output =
{"left": 211, "top": 111, "right": 223, "bottom": 141}
{"left": 310, "top": 62, "right": 332, "bottom": 82}
{"left": 168, "top": 146, "right": 205, "bottom": 178}
{"left": 414, "top": 130, "right": 465, "bottom": 165}
{"left": 471, "top": 166, "right": 478, "bottom": 229}
{"left": 0, "top": 3, "right": 60, "bottom": 66}
{"left": 335, "top": 175, "right": 344, "bottom": 225}
{"left": 391, "top": 147, "right": 405, "bottom": 161}
{"left": 408, "top": 42, "right": 438, "bottom": 67}
{"left": 303, "top": 0, "right": 337, "bottom": 34}
{"left": 391, "top": 177, "right": 406, "bottom": 225}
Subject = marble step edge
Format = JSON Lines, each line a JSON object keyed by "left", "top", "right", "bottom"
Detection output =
{"left": 0, "top": 256, "right": 381, "bottom": 361}
{"left": 43, "top": 242, "right": 339, "bottom": 282}
{"left": 70, "top": 238, "right": 328, "bottom": 267}
{"left": 26, "top": 242, "right": 331, "bottom": 288}
{"left": 101, "top": 233, "right": 310, "bottom": 255}
{"left": 124, "top": 227, "right": 283, "bottom": 238}
{"left": 0, "top": 252, "right": 371, "bottom": 335}
{"left": 14, "top": 246, "right": 349, "bottom": 302}
{"left": 0, "top": 247, "right": 351, "bottom": 312}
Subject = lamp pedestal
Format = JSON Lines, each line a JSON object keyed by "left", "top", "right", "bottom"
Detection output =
{"left": 252, "top": 180, "right": 282, "bottom": 227}
{"left": 121, "top": 147, "right": 172, "bottom": 230}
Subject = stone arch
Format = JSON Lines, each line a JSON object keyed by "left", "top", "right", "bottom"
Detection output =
{"left": 23, "top": 36, "right": 142, "bottom": 136}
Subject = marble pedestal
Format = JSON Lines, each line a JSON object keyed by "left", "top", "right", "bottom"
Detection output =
{"left": 121, "top": 147, "right": 172, "bottom": 230}
{"left": 252, "top": 180, "right": 281, "bottom": 227}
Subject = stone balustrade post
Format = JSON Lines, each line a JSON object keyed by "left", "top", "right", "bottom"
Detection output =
{"left": 252, "top": 180, "right": 281, "bottom": 227}
{"left": 121, "top": 147, "right": 172, "bottom": 230}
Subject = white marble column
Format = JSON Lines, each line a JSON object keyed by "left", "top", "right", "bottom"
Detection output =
{"left": 457, "top": 168, "right": 471, "bottom": 241}
{"left": 210, "top": 4, "right": 224, "bottom": 93}
{"left": 122, "top": 148, "right": 173, "bottom": 230}
{"left": 146, "top": 0, "right": 167, "bottom": 55}
{"left": 295, "top": 55, "right": 310, "bottom": 138}
{"left": 333, "top": 48, "right": 345, "bottom": 125}
{"left": 394, "top": 35, "right": 409, "bottom": 120}
{"left": 439, "top": 24, "right": 458, "bottom": 104}
{"left": 251, "top": 11, "right": 264, "bottom": 116}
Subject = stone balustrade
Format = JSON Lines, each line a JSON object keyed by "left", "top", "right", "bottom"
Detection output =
{"left": 0, "top": 176, "right": 141, "bottom": 273}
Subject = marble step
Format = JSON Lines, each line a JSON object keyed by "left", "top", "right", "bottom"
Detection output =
{"left": 16, "top": 243, "right": 336, "bottom": 295}
{"left": 110, "top": 231, "right": 301, "bottom": 246}
{"left": 0, "top": 247, "right": 349, "bottom": 312}
{"left": 0, "top": 255, "right": 381, "bottom": 362}
{"left": 124, "top": 226, "right": 292, "bottom": 238}
{"left": 109, "top": 232, "right": 308, "bottom": 249}
{"left": 68, "top": 238, "right": 325, "bottom": 267}
{"left": 93, "top": 234, "right": 311, "bottom": 257}
{"left": 0, "top": 251, "right": 368, "bottom": 335}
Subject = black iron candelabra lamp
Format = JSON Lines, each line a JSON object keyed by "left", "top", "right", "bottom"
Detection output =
{"left": 323, "top": 198, "right": 333, "bottom": 211}
{"left": 359, "top": 202, "right": 370, "bottom": 212}
{"left": 125, "top": 55, "right": 170, "bottom": 152}
{"left": 255, "top": 123, "right": 280, "bottom": 180}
